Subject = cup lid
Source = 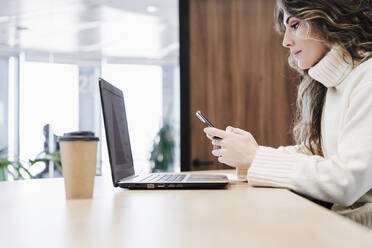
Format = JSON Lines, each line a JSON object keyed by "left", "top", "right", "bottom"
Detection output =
{"left": 59, "top": 131, "right": 99, "bottom": 142}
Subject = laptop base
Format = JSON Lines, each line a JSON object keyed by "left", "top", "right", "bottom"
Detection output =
{"left": 119, "top": 182, "right": 228, "bottom": 189}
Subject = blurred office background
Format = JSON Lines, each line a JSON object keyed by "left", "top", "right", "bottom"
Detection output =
{"left": 0, "top": 0, "right": 180, "bottom": 180}
{"left": 0, "top": 0, "right": 298, "bottom": 181}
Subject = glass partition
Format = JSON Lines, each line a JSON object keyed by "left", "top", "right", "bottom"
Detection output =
{"left": 0, "top": 0, "right": 180, "bottom": 180}
{"left": 19, "top": 61, "right": 79, "bottom": 178}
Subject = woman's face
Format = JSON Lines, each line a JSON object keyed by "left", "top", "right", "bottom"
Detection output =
{"left": 282, "top": 12, "right": 329, "bottom": 69}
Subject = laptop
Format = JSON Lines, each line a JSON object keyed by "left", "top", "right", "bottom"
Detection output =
{"left": 99, "top": 78, "right": 229, "bottom": 189}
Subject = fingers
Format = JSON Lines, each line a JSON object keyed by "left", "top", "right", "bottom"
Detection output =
{"left": 211, "top": 147, "right": 236, "bottom": 168}
{"left": 211, "top": 148, "right": 226, "bottom": 157}
{"left": 218, "top": 156, "right": 225, "bottom": 164}
{"left": 206, "top": 133, "right": 222, "bottom": 149}
{"left": 216, "top": 151, "right": 236, "bottom": 168}
{"left": 207, "top": 125, "right": 250, "bottom": 137}
{"left": 211, "top": 138, "right": 223, "bottom": 146}
{"left": 213, "top": 145, "right": 221, "bottom": 150}
{"left": 205, "top": 126, "right": 249, "bottom": 140}
{"left": 206, "top": 134, "right": 223, "bottom": 148}
{"left": 226, "top": 126, "right": 234, "bottom": 132}
{"left": 226, "top": 126, "right": 250, "bottom": 136}
{"left": 204, "top": 127, "right": 228, "bottom": 139}
{"left": 212, "top": 138, "right": 222, "bottom": 150}
{"left": 232, "top": 127, "right": 250, "bottom": 135}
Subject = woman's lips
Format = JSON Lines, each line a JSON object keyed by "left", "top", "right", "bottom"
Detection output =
{"left": 293, "top": 50, "right": 302, "bottom": 57}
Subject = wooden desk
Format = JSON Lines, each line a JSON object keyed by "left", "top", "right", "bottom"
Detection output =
{"left": 0, "top": 170, "right": 371, "bottom": 248}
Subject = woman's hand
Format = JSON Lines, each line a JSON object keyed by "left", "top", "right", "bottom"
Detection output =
{"left": 204, "top": 126, "right": 259, "bottom": 169}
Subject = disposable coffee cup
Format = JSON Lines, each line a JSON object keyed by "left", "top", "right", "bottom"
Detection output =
{"left": 59, "top": 131, "right": 99, "bottom": 199}
{"left": 236, "top": 167, "right": 248, "bottom": 181}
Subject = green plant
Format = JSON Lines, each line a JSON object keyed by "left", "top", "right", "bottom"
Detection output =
{"left": 149, "top": 122, "right": 175, "bottom": 172}
{"left": 29, "top": 150, "right": 62, "bottom": 174}
{"left": 0, "top": 147, "right": 33, "bottom": 181}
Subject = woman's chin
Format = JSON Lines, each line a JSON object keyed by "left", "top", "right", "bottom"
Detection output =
{"left": 297, "top": 60, "right": 312, "bottom": 70}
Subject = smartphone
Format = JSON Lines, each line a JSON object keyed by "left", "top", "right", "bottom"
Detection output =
{"left": 196, "top": 110, "right": 221, "bottom": 144}
{"left": 195, "top": 110, "right": 215, "bottom": 127}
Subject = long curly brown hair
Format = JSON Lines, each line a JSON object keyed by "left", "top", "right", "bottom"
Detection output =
{"left": 275, "top": 0, "right": 372, "bottom": 156}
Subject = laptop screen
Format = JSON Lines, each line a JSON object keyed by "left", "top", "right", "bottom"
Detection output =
{"left": 99, "top": 78, "right": 135, "bottom": 186}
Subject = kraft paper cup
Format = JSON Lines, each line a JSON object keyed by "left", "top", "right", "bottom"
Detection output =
{"left": 59, "top": 131, "right": 99, "bottom": 199}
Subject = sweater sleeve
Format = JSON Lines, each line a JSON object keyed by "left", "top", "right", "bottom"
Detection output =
{"left": 247, "top": 83, "right": 372, "bottom": 206}
{"left": 276, "top": 144, "right": 312, "bottom": 155}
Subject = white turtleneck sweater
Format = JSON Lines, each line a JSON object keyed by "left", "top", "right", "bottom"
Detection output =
{"left": 247, "top": 49, "right": 372, "bottom": 227}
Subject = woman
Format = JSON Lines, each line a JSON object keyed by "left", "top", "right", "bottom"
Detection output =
{"left": 204, "top": 0, "right": 372, "bottom": 228}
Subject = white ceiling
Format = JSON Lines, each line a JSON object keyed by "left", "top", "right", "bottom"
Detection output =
{"left": 0, "top": 0, "right": 179, "bottom": 61}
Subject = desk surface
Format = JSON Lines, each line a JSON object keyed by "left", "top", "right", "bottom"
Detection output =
{"left": 1, "top": 170, "right": 371, "bottom": 248}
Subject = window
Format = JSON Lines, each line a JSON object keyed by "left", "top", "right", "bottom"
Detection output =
{"left": 0, "top": 0, "right": 180, "bottom": 181}
{"left": 101, "top": 64, "right": 163, "bottom": 174}
{"left": 19, "top": 61, "right": 79, "bottom": 177}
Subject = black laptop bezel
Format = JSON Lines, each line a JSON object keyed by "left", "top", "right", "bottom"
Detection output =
{"left": 99, "top": 78, "right": 136, "bottom": 187}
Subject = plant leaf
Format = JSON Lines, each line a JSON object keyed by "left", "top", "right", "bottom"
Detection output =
{"left": 0, "top": 166, "right": 5, "bottom": 181}
{"left": 16, "top": 161, "right": 33, "bottom": 179}
{"left": 5, "top": 166, "right": 16, "bottom": 180}
{"left": 0, "top": 159, "right": 12, "bottom": 167}
{"left": 29, "top": 158, "right": 49, "bottom": 166}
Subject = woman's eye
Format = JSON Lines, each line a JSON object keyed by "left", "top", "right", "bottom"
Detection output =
{"left": 291, "top": 22, "right": 299, "bottom": 30}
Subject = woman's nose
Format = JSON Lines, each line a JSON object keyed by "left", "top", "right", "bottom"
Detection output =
{"left": 282, "top": 30, "right": 294, "bottom": 48}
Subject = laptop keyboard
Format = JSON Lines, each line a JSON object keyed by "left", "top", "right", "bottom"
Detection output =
{"left": 140, "top": 174, "right": 186, "bottom": 183}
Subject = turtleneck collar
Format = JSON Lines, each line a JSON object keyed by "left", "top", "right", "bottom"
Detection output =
{"left": 308, "top": 48, "right": 354, "bottom": 88}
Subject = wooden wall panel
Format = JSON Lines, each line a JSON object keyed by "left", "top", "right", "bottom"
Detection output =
{"left": 189, "top": 0, "right": 298, "bottom": 170}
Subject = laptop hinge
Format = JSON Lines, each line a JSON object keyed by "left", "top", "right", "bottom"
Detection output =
{"left": 117, "top": 174, "right": 139, "bottom": 183}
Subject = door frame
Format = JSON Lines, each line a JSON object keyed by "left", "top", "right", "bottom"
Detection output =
{"left": 179, "top": 0, "right": 191, "bottom": 171}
